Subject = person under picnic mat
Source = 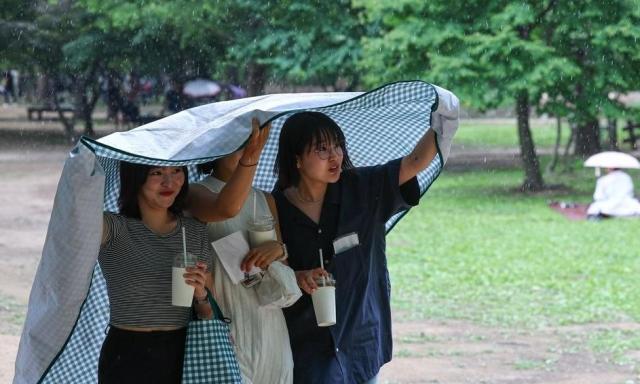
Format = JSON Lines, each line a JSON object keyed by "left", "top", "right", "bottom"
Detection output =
{"left": 272, "top": 111, "right": 450, "bottom": 384}
{"left": 587, "top": 168, "right": 640, "bottom": 219}
{"left": 97, "top": 121, "right": 269, "bottom": 384}
{"left": 188, "top": 125, "right": 302, "bottom": 383}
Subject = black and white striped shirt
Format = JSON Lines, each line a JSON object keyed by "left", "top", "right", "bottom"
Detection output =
{"left": 99, "top": 212, "right": 213, "bottom": 328}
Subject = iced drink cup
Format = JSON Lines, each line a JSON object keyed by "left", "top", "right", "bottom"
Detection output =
{"left": 172, "top": 252, "right": 198, "bottom": 307}
{"left": 311, "top": 275, "right": 336, "bottom": 327}
{"left": 248, "top": 215, "right": 276, "bottom": 248}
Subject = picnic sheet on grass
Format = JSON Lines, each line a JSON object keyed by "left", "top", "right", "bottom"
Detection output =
{"left": 549, "top": 201, "right": 640, "bottom": 221}
{"left": 548, "top": 202, "right": 590, "bottom": 221}
{"left": 14, "top": 81, "right": 459, "bottom": 384}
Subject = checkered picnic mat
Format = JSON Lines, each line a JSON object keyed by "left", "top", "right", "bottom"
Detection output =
{"left": 38, "top": 80, "right": 442, "bottom": 382}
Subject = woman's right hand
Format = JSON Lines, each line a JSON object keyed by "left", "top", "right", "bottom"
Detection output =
{"left": 295, "top": 268, "right": 329, "bottom": 295}
{"left": 239, "top": 118, "right": 271, "bottom": 166}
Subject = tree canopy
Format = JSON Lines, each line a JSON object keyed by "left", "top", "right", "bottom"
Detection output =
{"left": 2, "top": 0, "right": 639, "bottom": 183}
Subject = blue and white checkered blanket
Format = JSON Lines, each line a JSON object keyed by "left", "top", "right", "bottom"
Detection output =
{"left": 13, "top": 80, "right": 459, "bottom": 384}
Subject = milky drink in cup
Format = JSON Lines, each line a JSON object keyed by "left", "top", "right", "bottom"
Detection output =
{"left": 312, "top": 274, "right": 336, "bottom": 327}
{"left": 248, "top": 215, "right": 276, "bottom": 248}
{"left": 172, "top": 252, "right": 198, "bottom": 307}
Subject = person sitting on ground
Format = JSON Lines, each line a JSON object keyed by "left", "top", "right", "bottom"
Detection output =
{"left": 587, "top": 168, "right": 640, "bottom": 219}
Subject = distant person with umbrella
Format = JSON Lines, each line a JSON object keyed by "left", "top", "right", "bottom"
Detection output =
{"left": 585, "top": 151, "right": 640, "bottom": 219}
{"left": 163, "top": 79, "right": 192, "bottom": 116}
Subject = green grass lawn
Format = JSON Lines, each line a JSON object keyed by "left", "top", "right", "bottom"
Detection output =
{"left": 455, "top": 119, "right": 562, "bottom": 149}
{"left": 456, "top": 119, "right": 629, "bottom": 150}
{"left": 387, "top": 166, "right": 640, "bottom": 328}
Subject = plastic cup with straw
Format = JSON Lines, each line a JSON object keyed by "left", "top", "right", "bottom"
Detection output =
{"left": 172, "top": 225, "right": 196, "bottom": 306}
{"left": 312, "top": 247, "right": 336, "bottom": 326}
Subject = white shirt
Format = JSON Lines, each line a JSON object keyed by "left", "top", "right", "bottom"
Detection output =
{"left": 197, "top": 176, "right": 301, "bottom": 384}
{"left": 587, "top": 170, "right": 640, "bottom": 216}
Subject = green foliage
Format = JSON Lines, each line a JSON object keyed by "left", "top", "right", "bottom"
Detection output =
{"left": 358, "top": 0, "right": 640, "bottom": 123}
{"left": 357, "top": 1, "right": 577, "bottom": 110}
{"left": 0, "top": 1, "right": 39, "bottom": 67}
{"left": 540, "top": 1, "right": 640, "bottom": 123}
{"left": 80, "top": 0, "right": 364, "bottom": 89}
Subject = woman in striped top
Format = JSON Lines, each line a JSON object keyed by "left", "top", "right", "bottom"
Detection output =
{"left": 97, "top": 121, "right": 270, "bottom": 384}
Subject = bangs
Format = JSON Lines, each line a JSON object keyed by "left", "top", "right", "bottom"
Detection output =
{"left": 308, "top": 125, "right": 345, "bottom": 151}
{"left": 275, "top": 111, "right": 354, "bottom": 189}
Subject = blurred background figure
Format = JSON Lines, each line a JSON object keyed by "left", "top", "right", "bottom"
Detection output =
{"left": 585, "top": 151, "right": 640, "bottom": 219}
{"left": 162, "top": 79, "right": 192, "bottom": 116}
{"left": 3, "top": 71, "right": 16, "bottom": 104}
{"left": 587, "top": 168, "right": 640, "bottom": 219}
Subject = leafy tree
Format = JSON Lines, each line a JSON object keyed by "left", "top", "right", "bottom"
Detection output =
{"left": 358, "top": 0, "right": 640, "bottom": 188}
{"left": 357, "top": 1, "right": 576, "bottom": 190}
{"left": 219, "top": 0, "right": 365, "bottom": 92}
{"left": 82, "top": 0, "right": 364, "bottom": 95}
{"left": 0, "top": 1, "right": 39, "bottom": 68}
{"left": 538, "top": 1, "right": 640, "bottom": 155}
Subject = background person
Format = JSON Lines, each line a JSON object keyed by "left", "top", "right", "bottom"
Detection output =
{"left": 3, "top": 71, "right": 15, "bottom": 104}
{"left": 587, "top": 168, "right": 640, "bottom": 218}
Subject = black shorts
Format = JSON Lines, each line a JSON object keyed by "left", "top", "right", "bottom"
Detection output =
{"left": 98, "top": 326, "right": 187, "bottom": 384}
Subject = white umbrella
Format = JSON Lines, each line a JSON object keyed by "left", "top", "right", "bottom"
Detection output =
{"left": 584, "top": 151, "right": 640, "bottom": 169}
{"left": 183, "top": 79, "right": 222, "bottom": 98}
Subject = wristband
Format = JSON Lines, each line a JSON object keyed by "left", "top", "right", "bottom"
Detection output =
{"left": 277, "top": 241, "right": 288, "bottom": 261}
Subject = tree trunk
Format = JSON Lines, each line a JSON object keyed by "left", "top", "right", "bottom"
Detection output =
{"left": 246, "top": 62, "right": 266, "bottom": 97}
{"left": 516, "top": 91, "right": 544, "bottom": 191}
{"left": 52, "top": 88, "right": 76, "bottom": 141}
{"left": 574, "top": 118, "right": 600, "bottom": 156}
{"left": 73, "top": 81, "right": 94, "bottom": 137}
{"left": 71, "top": 62, "right": 101, "bottom": 137}
{"left": 546, "top": 117, "right": 562, "bottom": 173}
{"left": 606, "top": 118, "right": 618, "bottom": 150}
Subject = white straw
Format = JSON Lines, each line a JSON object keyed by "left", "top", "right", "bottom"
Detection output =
{"left": 319, "top": 248, "right": 326, "bottom": 287}
{"left": 182, "top": 226, "right": 187, "bottom": 266}
{"left": 253, "top": 190, "right": 256, "bottom": 221}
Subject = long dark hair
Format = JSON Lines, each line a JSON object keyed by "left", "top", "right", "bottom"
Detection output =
{"left": 274, "top": 111, "right": 354, "bottom": 189}
{"left": 118, "top": 161, "right": 189, "bottom": 219}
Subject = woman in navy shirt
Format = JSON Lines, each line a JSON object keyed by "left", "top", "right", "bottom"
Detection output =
{"left": 272, "top": 111, "right": 440, "bottom": 383}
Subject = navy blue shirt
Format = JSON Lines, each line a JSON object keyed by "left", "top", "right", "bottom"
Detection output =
{"left": 273, "top": 158, "right": 420, "bottom": 383}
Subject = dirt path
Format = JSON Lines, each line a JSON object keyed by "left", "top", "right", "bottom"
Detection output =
{"left": 379, "top": 319, "right": 637, "bottom": 383}
{"left": 0, "top": 108, "right": 638, "bottom": 383}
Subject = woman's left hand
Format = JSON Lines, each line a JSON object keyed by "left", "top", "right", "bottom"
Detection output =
{"left": 184, "top": 261, "right": 209, "bottom": 298}
{"left": 241, "top": 241, "right": 284, "bottom": 272}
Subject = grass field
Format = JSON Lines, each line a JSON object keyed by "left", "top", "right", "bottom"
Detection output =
{"left": 391, "top": 117, "right": 640, "bottom": 364}
{"left": 456, "top": 119, "right": 629, "bottom": 150}
{"left": 385, "top": 149, "right": 640, "bottom": 359}
{"left": 388, "top": 163, "right": 640, "bottom": 326}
